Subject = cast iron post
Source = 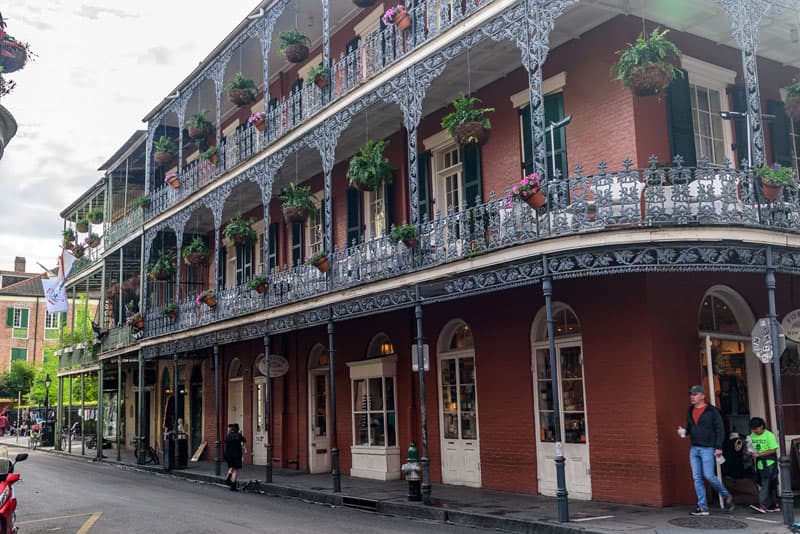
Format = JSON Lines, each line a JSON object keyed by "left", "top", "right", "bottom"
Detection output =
{"left": 264, "top": 333, "right": 272, "bottom": 483}
{"left": 328, "top": 318, "right": 341, "bottom": 493}
{"left": 415, "top": 286, "right": 432, "bottom": 505}
{"left": 214, "top": 344, "right": 221, "bottom": 477}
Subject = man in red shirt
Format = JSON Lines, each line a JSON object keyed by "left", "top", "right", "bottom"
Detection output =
{"left": 678, "top": 385, "right": 734, "bottom": 516}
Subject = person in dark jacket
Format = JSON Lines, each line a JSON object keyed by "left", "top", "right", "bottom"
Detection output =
{"left": 223, "top": 423, "right": 246, "bottom": 491}
{"left": 678, "top": 385, "right": 735, "bottom": 515}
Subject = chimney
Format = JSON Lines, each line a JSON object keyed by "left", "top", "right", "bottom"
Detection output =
{"left": 13, "top": 257, "right": 25, "bottom": 273}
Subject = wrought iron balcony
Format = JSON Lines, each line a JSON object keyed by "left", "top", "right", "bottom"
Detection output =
{"left": 57, "top": 343, "right": 100, "bottom": 371}
{"left": 136, "top": 163, "right": 800, "bottom": 341}
{"left": 144, "top": 0, "right": 492, "bottom": 215}
{"left": 104, "top": 208, "right": 144, "bottom": 249}
{"left": 100, "top": 325, "right": 137, "bottom": 354}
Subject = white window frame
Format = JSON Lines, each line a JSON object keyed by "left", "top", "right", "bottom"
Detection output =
{"left": 347, "top": 355, "right": 398, "bottom": 449}
{"left": 680, "top": 56, "right": 737, "bottom": 166}
{"left": 363, "top": 183, "right": 386, "bottom": 240}
{"left": 45, "top": 312, "right": 60, "bottom": 330}
{"left": 422, "top": 130, "right": 464, "bottom": 217}
{"left": 12, "top": 308, "right": 25, "bottom": 329}
{"left": 305, "top": 191, "right": 324, "bottom": 256}
{"left": 9, "top": 347, "right": 27, "bottom": 368}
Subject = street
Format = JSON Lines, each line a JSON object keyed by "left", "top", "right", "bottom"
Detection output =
{"left": 13, "top": 451, "right": 494, "bottom": 533}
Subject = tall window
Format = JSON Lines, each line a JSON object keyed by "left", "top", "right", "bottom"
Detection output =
{"left": 520, "top": 93, "right": 567, "bottom": 180}
{"left": 790, "top": 119, "right": 800, "bottom": 177}
{"left": 6, "top": 307, "right": 29, "bottom": 339}
{"left": 10, "top": 348, "right": 26, "bottom": 365}
{"left": 306, "top": 194, "right": 324, "bottom": 256}
{"left": 235, "top": 243, "right": 254, "bottom": 286}
{"left": 364, "top": 184, "right": 386, "bottom": 239}
{"left": 434, "top": 146, "right": 463, "bottom": 214}
{"left": 352, "top": 376, "right": 397, "bottom": 447}
{"left": 45, "top": 312, "right": 60, "bottom": 340}
{"left": 690, "top": 84, "right": 726, "bottom": 165}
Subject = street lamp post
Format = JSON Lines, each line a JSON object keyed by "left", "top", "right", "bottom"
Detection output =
{"left": 44, "top": 374, "right": 51, "bottom": 421}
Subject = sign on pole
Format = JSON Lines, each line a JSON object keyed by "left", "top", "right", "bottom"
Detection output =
{"left": 751, "top": 318, "right": 786, "bottom": 364}
{"left": 411, "top": 344, "right": 429, "bottom": 372}
{"left": 781, "top": 308, "right": 800, "bottom": 343}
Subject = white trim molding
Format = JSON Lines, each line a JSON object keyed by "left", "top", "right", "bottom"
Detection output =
{"left": 510, "top": 72, "right": 568, "bottom": 108}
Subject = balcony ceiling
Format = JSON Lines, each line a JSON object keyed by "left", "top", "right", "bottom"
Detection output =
{"left": 556, "top": 0, "right": 800, "bottom": 69}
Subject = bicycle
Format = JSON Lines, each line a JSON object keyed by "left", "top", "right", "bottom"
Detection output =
{"left": 131, "top": 437, "right": 159, "bottom": 465}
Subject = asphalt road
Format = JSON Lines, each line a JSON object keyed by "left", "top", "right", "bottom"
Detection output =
{"left": 11, "top": 450, "right": 495, "bottom": 533}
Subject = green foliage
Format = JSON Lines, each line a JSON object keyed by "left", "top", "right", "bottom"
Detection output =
{"left": 757, "top": 163, "right": 796, "bottom": 186}
{"left": 153, "top": 135, "right": 178, "bottom": 154}
{"left": 279, "top": 183, "right": 318, "bottom": 213}
{"left": 305, "top": 64, "right": 330, "bottom": 86}
{"left": 134, "top": 195, "right": 150, "bottom": 209}
{"left": 246, "top": 273, "right": 269, "bottom": 290}
{"left": 305, "top": 250, "right": 327, "bottom": 266}
{"left": 226, "top": 72, "right": 257, "bottom": 100}
{"left": 200, "top": 146, "right": 218, "bottom": 161}
{"left": 278, "top": 29, "right": 310, "bottom": 52}
{"left": 76, "top": 218, "right": 90, "bottom": 230}
{"left": 0, "top": 360, "right": 35, "bottom": 400}
{"left": 185, "top": 110, "right": 212, "bottom": 132}
{"left": 181, "top": 236, "right": 209, "bottom": 258}
{"left": 162, "top": 303, "right": 177, "bottom": 316}
{"left": 347, "top": 140, "right": 393, "bottom": 190}
{"left": 145, "top": 249, "right": 178, "bottom": 278}
{"left": 786, "top": 77, "right": 800, "bottom": 99}
{"left": 62, "top": 228, "right": 76, "bottom": 241}
{"left": 390, "top": 223, "right": 417, "bottom": 246}
{"left": 611, "top": 28, "right": 681, "bottom": 87}
{"left": 87, "top": 208, "right": 104, "bottom": 224}
{"left": 223, "top": 212, "right": 257, "bottom": 245}
{"left": 440, "top": 94, "right": 494, "bottom": 139}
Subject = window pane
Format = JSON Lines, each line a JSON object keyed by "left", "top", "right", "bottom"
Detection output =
{"left": 459, "top": 358, "right": 474, "bottom": 385}
{"left": 460, "top": 411, "right": 477, "bottom": 440}
{"left": 443, "top": 413, "right": 459, "bottom": 439}
{"left": 370, "top": 413, "right": 385, "bottom": 446}
{"left": 537, "top": 380, "right": 553, "bottom": 411}
{"left": 353, "top": 379, "right": 366, "bottom": 412}
{"left": 357, "top": 412, "right": 369, "bottom": 445}
{"left": 564, "top": 413, "right": 586, "bottom": 443}
{"left": 562, "top": 380, "right": 585, "bottom": 411}
{"left": 560, "top": 348, "right": 583, "bottom": 379}
{"left": 459, "top": 385, "right": 475, "bottom": 413}
{"left": 386, "top": 412, "right": 397, "bottom": 447}
{"left": 384, "top": 378, "right": 395, "bottom": 411}
{"left": 536, "top": 349, "right": 551, "bottom": 379}
{"left": 539, "top": 411, "right": 555, "bottom": 442}
{"left": 441, "top": 359, "right": 456, "bottom": 385}
{"left": 368, "top": 378, "right": 383, "bottom": 411}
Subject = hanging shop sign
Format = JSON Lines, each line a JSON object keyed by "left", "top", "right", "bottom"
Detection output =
{"left": 257, "top": 354, "right": 290, "bottom": 378}
{"left": 751, "top": 318, "right": 786, "bottom": 364}
{"left": 781, "top": 309, "right": 800, "bottom": 343}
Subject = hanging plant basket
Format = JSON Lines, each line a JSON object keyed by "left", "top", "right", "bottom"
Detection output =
{"left": 184, "top": 252, "right": 209, "bottom": 265}
{"left": 165, "top": 174, "right": 180, "bottom": 189}
{"left": 201, "top": 294, "right": 217, "bottom": 308}
{"left": 252, "top": 118, "right": 267, "bottom": 132}
{"left": 314, "top": 73, "right": 330, "bottom": 89}
{"left": 149, "top": 269, "right": 171, "bottom": 281}
{"left": 154, "top": 151, "right": 175, "bottom": 168}
{"left": 453, "top": 121, "right": 489, "bottom": 146}
{"left": 283, "top": 205, "right": 309, "bottom": 224}
{"left": 76, "top": 222, "right": 89, "bottom": 233}
{"left": 85, "top": 236, "right": 101, "bottom": 248}
{"left": 525, "top": 190, "right": 547, "bottom": 210}
{"left": 785, "top": 96, "right": 800, "bottom": 121}
{"left": 626, "top": 63, "right": 673, "bottom": 97}
{"left": 187, "top": 124, "right": 210, "bottom": 140}
{"left": 284, "top": 44, "right": 309, "bottom": 64}
{"left": 313, "top": 256, "right": 331, "bottom": 273}
{"left": 166, "top": 311, "right": 177, "bottom": 320}
{"left": 353, "top": 0, "right": 377, "bottom": 7}
{"left": 392, "top": 9, "right": 411, "bottom": 31}
{"left": 228, "top": 88, "right": 255, "bottom": 107}
{"left": 0, "top": 38, "right": 28, "bottom": 73}
{"left": 254, "top": 282, "right": 267, "bottom": 294}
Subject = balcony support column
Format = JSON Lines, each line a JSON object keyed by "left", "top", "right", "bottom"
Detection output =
{"left": 136, "top": 350, "right": 144, "bottom": 464}
{"left": 174, "top": 230, "right": 184, "bottom": 309}
{"left": 414, "top": 287, "right": 431, "bottom": 505}
{"left": 144, "top": 125, "right": 155, "bottom": 196}
{"left": 322, "top": 0, "right": 330, "bottom": 69}
{"left": 177, "top": 97, "right": 188, "bottom": 174}
{"left": 263, "top": 333, "right": 272, "bottom": 483}
{"left": 117, "top": 354, "right": 122, "bottom": 462}
{"left": 214, "top": 344, "right": 222, "bottom": 476}
{"left": 142, "top": 229, "right": 154, "bottom": 324}
{"left": 211, "top": 64, "right": 225, "bottom": 149}
{"left": 327, "top": 318, "right": 340, "bottom": 493}
{"left": 96, "top": 363, "right": 104, "bottom": 461}
{"left": 118, "top": 247, "right": 125, "bottom": 327}
{"left": 260, "top": 184, "right": 273, "bottom": 275}
{"left": 214, "top": 225, "right": 221, "bottom": 294}
{"left": 80, "top": 371, "right": 85, "bottom": 456}
{"left": 55, "top": 376, "right": 63, "bottom": 451}
{"left": 99, "top": 259, "right": 106, "bottom": 328}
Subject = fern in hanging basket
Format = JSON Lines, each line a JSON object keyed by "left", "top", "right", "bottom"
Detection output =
{"left": 441, "top": 94, "right": 494, "bottom": 146}
{"left": 185, "top": 109, "right": 213, "bottom": 140}
{"left": 611, "top": 28, "right": 681, "bottom": 97}
{"left": 181, "top": 236, "right": 210, "bottom": 265}
{"left": 76, "top": 218, "right": 90, "bottom": 233}
{"left": 87, "top": 208, "right": 104, "bottom": 225}
{"left": 223, "top": 212, "right": 257, "bottom": 247}
{"left": 347, "top": 140, "right": 393, "bottom": 191}
{"left": 153, "top": 135, "right": 178, "bottom": 167}
{"left": 278, "top": 29, "right": 310, "bottom": 63}
{"left": 145, "top": 250, "right": 178, "bottom": 280}
{"left": 226, "top": 72, "right": 257, "bottom": 107}
{"left": 279, "top": 183, "right": 318, "bottom": 223}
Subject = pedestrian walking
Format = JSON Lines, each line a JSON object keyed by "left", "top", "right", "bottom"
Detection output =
{"left": 677, "top": 384, "right": 735, "bottom": 515}
{"left": 223, "top": 423, "right": 246, "bottom": 491}
{"left": 747, "top": 417, "right": 780, "bottom": 514}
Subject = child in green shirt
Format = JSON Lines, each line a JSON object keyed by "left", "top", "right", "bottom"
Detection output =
{"left": 748, "top": 417, "right": 779, "bottom": 514}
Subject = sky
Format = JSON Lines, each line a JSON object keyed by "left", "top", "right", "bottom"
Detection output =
{"left": 0, "top": 0, "right": 260, "bottom": 273}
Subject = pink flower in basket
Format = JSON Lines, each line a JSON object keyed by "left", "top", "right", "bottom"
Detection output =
{"left": 248, "top": 111, "right": 266, "bottom": 125}
{"left": 164, "top": 172, "right": 178, "bottom": 183}
{"left": 382, "top": 4, "right": 406, "bottom": 26}
{"left": 506, "top": 172, "right": 542, "bottom": 204}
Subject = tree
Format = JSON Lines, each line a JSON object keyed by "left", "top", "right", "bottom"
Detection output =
{"left": 0, "top": 360, "right": 35, "bottom": 400}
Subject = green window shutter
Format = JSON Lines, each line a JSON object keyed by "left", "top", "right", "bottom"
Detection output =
{"left": 729, "top": 86, "right": 749, "bottom": 168}
{"left": 520, "top": 105, "right": 534, "bottom": 175}
{"left": 217, "top": 247, "right": 227, "bottom": 289}
{"left": 544, "top": 93, "right": 567, "bottom": 179}
{"left": 20, "top": 309, "right": 28, "bottom": 328}
{"left": 320, "top": 199, "right": 327, "bottom": 248}
{"left": 60, "top": 312, "right": 67, "bottom": 327}
{"left": 384, "top": 179, "right": 394, "bottom": 235}
{"left": 5, "top": 308, "right": 13, "bottom": 327}
{"left": 10, "top": 348, "right": 26, "bottom": 362}
{"left": 346, "top": 187, "right": 362, "bottom": 245}
{"left": 418, "top": 152, "right": 431, "bottom": 222}
{"left": 462, "top": 145, "right": 482, "bottom": 209}
{"left": 666, "top": 69, "right": 697, "bottom": 167}
{"left": 291, "top": 223, "right": 303, "bottom": 266}
{"left": 268, "top": 223, "right": 278, "bottom": 271}
{"left": 767, "top": 99, "right": 793, "bottom": 167}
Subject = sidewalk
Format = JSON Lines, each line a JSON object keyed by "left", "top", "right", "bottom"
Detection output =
{"left": 1, "top": 435, "right": 792, "bottom": 534}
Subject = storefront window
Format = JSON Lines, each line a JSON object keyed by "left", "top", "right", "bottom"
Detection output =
{"left": 351, "top": 375, "right": 396, "bottom": 447}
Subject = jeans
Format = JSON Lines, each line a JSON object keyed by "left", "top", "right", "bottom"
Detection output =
{"left": 756, "top": 463, "right": 778, "bottom": 508}
{"left": 690, "top": 446, "right": 730, "bottom": 510}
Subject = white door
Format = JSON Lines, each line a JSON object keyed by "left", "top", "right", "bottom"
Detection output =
{"left": 439, "top": 351, "right": 481, "bottom": 487}
{"left": 227, "top": 378, "right": 243, "bottom": 436}
{"left": 533, "top": 342, "right": 591, "bottom": 499}
{"left": 309, "top": 371, "right": 330, "bottom": 473}
{"left": 252, "top": 376, "right": 267, "bottom": 465}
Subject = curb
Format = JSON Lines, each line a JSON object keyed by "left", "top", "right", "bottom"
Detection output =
{"left": 17, "top": 443, "right": 605, "bottom": 534}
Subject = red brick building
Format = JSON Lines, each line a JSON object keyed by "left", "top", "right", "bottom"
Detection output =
{"left": 58, "top": 0, "right": 800, "bottom": 509}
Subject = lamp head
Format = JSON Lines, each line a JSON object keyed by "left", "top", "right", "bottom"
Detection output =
{"left": 44, "top": 374, "right": 51, "bottom": 389}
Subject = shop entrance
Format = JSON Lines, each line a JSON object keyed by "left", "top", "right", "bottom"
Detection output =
{"left": 308, "top": 345, "right": 331, "bottom": 474}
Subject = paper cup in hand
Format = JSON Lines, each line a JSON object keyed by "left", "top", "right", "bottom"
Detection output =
{"left": 677, "top": 427, "right": 687, "bottom": 438}
{"left": 715, "top": 455, "right": 726, "bottom": 465}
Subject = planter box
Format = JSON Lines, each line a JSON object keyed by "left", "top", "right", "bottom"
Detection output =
{"left": 350, "top": 446, "right": 401, "bottom": 480}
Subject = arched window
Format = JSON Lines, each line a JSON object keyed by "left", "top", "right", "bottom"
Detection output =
{"left": 366, "top": 333, "right": 395, "bottom": 359}
{"left": 534, "top": 306, "right": 581, "bottom": 342}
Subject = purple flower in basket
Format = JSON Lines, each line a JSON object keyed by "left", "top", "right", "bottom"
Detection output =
{"left": 164, "top": 172, "right": 178, "bottom": 183}
{"left": 382, "top": 4, "right": 405, "bottom": 26}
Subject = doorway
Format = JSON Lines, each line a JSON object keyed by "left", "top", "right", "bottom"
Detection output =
{"left": 189, "top": 366, "right": 203, "bottom": 454}
{"left": 227, "top": 358, "right": 243, "bottom": 435}
{"left": 531, "top": 304, "right": 591, "bottom": 500}
{"left": 308, "top": 345, "right": 331, "bottom": 474}
{"left": 252, "top": 355, "right": 267, "bottom": 465}
{"left": 437, "top": 320, "right": 481, "bottom": 487}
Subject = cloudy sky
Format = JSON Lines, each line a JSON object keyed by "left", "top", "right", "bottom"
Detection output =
{"left": 0, "top": 1, "right": 259, "bottom": 273}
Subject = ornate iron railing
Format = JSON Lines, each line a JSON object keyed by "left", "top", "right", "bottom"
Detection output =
{"left": 134, "top": 163, "right": 800, "bottom": 341}
{"left": 145, "top": 0, "right": 492, "bottom": 213}
{"left": 101, "top": 326, "right": 137, "bottom": 354}
{"left": 104, "top": 208, "right": 143, "bottom": 249}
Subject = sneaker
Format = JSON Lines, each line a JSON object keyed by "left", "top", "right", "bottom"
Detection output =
{"left": 691, "top": 507, "right": 710, "bottom": 516}
{"left": 750, "top": 504, "right": 767, "bottom": 514}
{"left": 724, "top": 495, "right": 735, "bottom": 512}
{"left": 767, "top": 504, "right": 780, "bottom": 513}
